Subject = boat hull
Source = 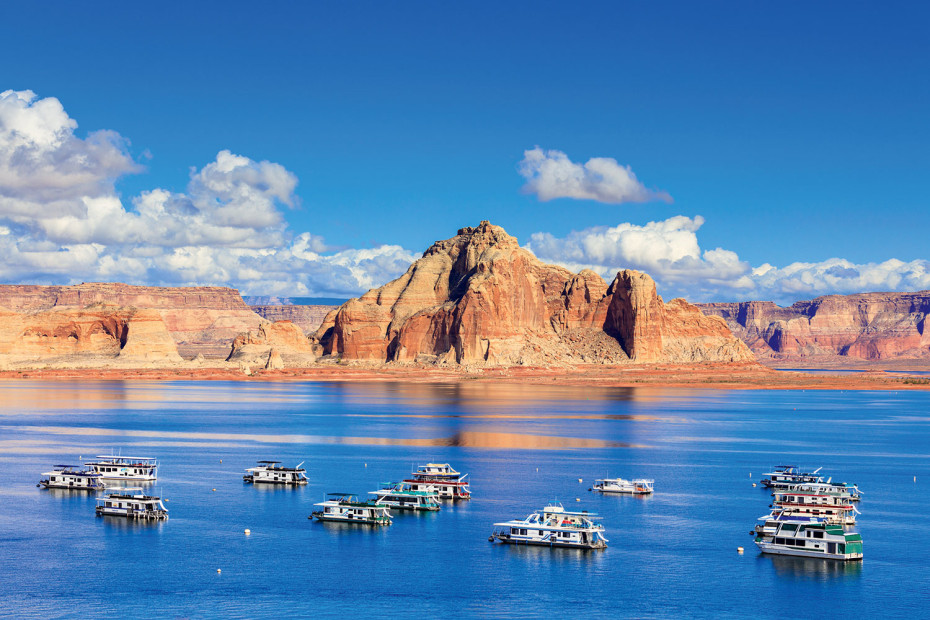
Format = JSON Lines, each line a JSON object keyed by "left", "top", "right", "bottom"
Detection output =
{"left": 310, "top": 511, "right": 391, "bottom": 526}
{"left": 491, "top": 533, "right": 606, "bottom": 549}
{"left": 95, "top": 507, "right": 168, "bottom": 520}
{"left": 755, "top": 541, "right": 861, "bottom": 561}
{"left": 243, "top": 476, "right": 307, "bottom": 485}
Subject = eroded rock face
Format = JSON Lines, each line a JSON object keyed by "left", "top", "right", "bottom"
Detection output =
{"left": 0, "top": 304, "right": 182, "bottom": 362}
{"left": 313, "top": 221, "right": 754, "bottom": 366}
{"left": 0, "top": 283, "right": 264, "bottom": 358}
{"left": 227, "top": 321, "right": 316, "bottom": 368}
{"left": 699, "top": 292, "right": 930, "bottom": 360}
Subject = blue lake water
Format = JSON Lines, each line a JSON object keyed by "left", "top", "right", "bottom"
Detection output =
{"left": 0, "top": 380, "right": 928, "bottom": 619}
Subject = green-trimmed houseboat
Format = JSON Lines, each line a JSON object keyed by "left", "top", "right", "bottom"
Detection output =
{"left": 755, "top": 521, "right": 863, "bottom": 560}
{"left": 310, "top": 493, "right": 392, "bottom": 526}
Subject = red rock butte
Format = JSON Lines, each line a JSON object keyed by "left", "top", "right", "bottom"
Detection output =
{"left": 312, "top": 221, "right": 754, "bottom": 366}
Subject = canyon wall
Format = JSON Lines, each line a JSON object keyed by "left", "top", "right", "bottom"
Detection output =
{"left": 0, "top": 283, "right": 264, "bottom": 358}
{"left": 249, "top": 305, "right": 335, "bottom": 335}
{"left": 313, "top": 221, "right": 754, "bottom": 366}
{"left": 699, "top": 292, "right": 930, "bottom": 361}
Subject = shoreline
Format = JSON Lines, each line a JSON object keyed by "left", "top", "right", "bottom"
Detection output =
{"left": 1, "top": 362, "right": 927, "bottom": 390}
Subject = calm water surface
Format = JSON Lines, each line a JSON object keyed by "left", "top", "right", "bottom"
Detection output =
{"left": 0, "top": 380, "right": 927, "bottom": 619}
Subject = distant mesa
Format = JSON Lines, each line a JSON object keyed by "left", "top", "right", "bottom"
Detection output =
{"left": 0, "top": 282, "right": 265, "bottom": 360}
{"left": 312, "top": 221, "right": 754, "bottom": 366}
{"left": 700, "top": 293, "right": 930, "bottom": 362}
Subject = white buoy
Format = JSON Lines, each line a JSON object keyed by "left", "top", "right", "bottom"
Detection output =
{"left": 364, "top": 463, "right": 367, "bottom": 468}
{"left": 737, "top": 547, "right": 744, "bottom": 554}
{"left": 212, "top": 488, "right": 216, "bottom": 492}
{"left": 749, "top": 473, "right": 752, "bottom": 478}
{"left": 244, "top": 529, "right": 251, "bottom": 536}
{"left": 217, "top": 569, "right": 222, "bottom": 573}
{"left": 575, "top": 498, "right": 580, "bottom": 502}
{"left": 578, "top": 478, "right": 583, "bottom": 483}
{"left": 220, "top": 459, "right": 222, "bottom": 463}
{"left": 752, "top": 483, "right": 756, "bottom": 487}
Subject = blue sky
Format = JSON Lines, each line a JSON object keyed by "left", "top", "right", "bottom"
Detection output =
{"left": 0, "top": 2, "right": 927, "bottom": 303}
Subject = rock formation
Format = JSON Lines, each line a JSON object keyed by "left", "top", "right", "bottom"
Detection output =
{"left": 313, "top": 221, "right": 754, "bottom": 366}
{"left": 0, "top": 304, "right": 182, "bottom": 363}
{"left": 699, "top": 292, "right": 930, "bottom": 361}
{"left": 249, "top": 304, "right": 336, "bottom": 335}
{"left": 0, "top": 283, "right": 264, "bottom": 357}
{"left": 227, "top": 321, "right": 317, "bottom": 368}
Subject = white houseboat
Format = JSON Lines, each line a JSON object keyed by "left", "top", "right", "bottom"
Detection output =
{"left": 38, "top": 465, "right": 107, "bottom": 491}
{"left": 84, "top": 455, "right": 157, "bottom": 481}
{"left": 772, "top": 488, "right": 857, "bottom": 525}
{"left": 369, "top": 482, "right": 440, "bottom": 512}
{"left": 591, "top": 477, "right": 654, "bottom": 495}
{"left": 761, "top": 465, "right": 823, "bottom": 489}
{"left": 243, "top": 461, "right": 308, "bottom": 485}
{"left": 755, "top": 521, "right": 863, "bottom": 560}
{"left": 404, "top": 462, "right": 470, "bottom": 500}
{"left": 310, "top": 494, "right": 392, "bottom": 526}
{"left": 490, "top": 503, "right": 608, "bottom": 549}
{"left": 95, "top": 489, "right": 169, "bottom": 520}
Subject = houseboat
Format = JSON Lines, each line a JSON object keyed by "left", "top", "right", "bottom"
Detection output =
{"left": 410, "top": 463, "right": 463, "bottom": 481}
{"left": 243, "top": 461, "right": 308, "bottom": 485}
{"left": 369, "top": 482, "right": 440, "bottom": 512}
{"left": 404, "top": 463, "right": 470, "bottom": 500}
{"left": 752, "top": 511, "right": 827, "bottom": 537}
{"left": 84, "top": 455, "right": 158, "bottom": 481}
{"left": 772, "top": 488, "right": 857, "bottom": 525}
{"left": 490, "top": 502, "right": 608, "bottom": 549}
{"left": 754, "top": 521, "right": 863, "bottom": 560}
{"left": 38, "top": 465, "right": 107, "bottom": 491}
{"left": 780, "top": 482, "right": 861, "bottom": 503}
{"left": 95, "top": 489, "right": 169, "bottom": 520}
{"left": 591, "top": 477, "right": 654, "bottom": 495}
{"left": 310, "top": 494, "right": 392, "bottom": 526}
{"left": 761, "top": 465, "right": 823, "bottom": 489}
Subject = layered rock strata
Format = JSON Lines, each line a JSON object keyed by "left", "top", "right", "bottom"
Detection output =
{"left": 249, "top": 305, "right": 336, "bottom": 335}
{"left": 0, "top": 304, "right": 182, "bottom": 363}
{"left": 699, "top": 292, "right": 930, "bottom": 360}
{"left": 313, "top": 221, "right": 753, "bottom": 366}
{"left": 0, "top": 283, "right": 264, "bottom": 357}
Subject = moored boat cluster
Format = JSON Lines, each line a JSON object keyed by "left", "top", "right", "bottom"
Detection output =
{"left": 753, "top": 465, "right": 864, "bottom": 561}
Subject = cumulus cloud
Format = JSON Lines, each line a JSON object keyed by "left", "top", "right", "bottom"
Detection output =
{"left": 0, "top": 90, "right": 416, "bottom": 297}
{"left": 0, "top": 89, "right": 140, "bottom": 219}
{"left": 527, "top": 217, "right": 930, "bottom": 304}
{"left": 518, "top": 147, "right": 672, "bottom": 204}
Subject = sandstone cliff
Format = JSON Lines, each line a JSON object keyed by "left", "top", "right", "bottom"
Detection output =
{"left": 227, "top": 320, "right": 317, "bottom": 368}
{"left": 0, "top": 283, "right": 264, "bottom": 358}
{"left": 313, "top": 221, "right": 754, "bottom": 366}
{"left": 699, "top": 292, "right": 930, "bottom": 361}
{"left": 0, "top": 304, "right": 182, "bottom": 364}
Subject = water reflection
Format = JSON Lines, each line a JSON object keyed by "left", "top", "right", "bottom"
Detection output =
{"left": 765, "top": 555, "right": 864, "bottom": 580}
{"left": 14, "top": 425, "right": 646, "bottom": 450}
{"left": 97, "top": 515, "right": 167, "bottom": 531}
{"left": 330, "top": 381, "right": 694, "bottom": 410}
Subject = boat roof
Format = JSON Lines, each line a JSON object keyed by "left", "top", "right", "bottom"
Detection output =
{"left": 53, "top": 464, "right": 78, "bottom": 468}
{"left": 93, "top": 455, "right": 156, "bottom": 461}
{"left": 257, "top": 460, "right": 281, "bottom": 464}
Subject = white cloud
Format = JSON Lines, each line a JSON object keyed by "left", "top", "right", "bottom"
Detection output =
{"left": 0, "top": 90, "right": 140, "bottom": 219}
{"left": 518, "top": 146, "right": 672, "bottom": 204}
{"left": 527, "top": 217, "right": 930, "bottom": 304}
{"left": 0, "top": 90, "right": 416, "bottom": 297}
